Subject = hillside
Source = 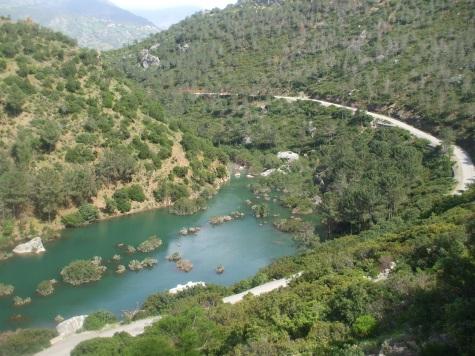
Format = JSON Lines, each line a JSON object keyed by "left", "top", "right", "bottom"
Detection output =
{"left": 110, "top": 0, "right": 475, "bottom": 159}
{"left": 0, "top": 0, "right": 158, "bottom": 50}
{"left": 0, "top": 19, "right": 227, "bottom": 259}
{"left": 60, "top": 188, "right": 473, "bottom": 355}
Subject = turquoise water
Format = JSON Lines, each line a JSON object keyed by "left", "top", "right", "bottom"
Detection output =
{"left": 0, "top": 178, "right": 296, "bottom": 331}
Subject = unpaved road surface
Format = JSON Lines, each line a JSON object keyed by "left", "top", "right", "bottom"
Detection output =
{"left": 36, "top": 317, "right": 160, "bottom": 356}
{"left": 275, "top": 95, "right": 475, "bottom": 194}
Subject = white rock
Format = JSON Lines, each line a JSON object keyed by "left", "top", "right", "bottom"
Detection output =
{"left": 277, "top": 151, "right": 299, "bottom": 161}
{"left": 261, "top": 169, "right": 276, "bottom": 177}
{"left": 56, "top": 315, "right": 88, "bottom": 337}
{"left": 138, "top": 49, "right": 160, "bottom": 69}
{"left": 13, "top": 237, "right": 46, "bottom": 255}
{"left": 169, "top": 281, "right": 206, "bottom": 294}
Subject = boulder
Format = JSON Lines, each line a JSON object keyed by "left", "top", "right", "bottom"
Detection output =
{"left": 176, "top": 259, "right": 193, "bottom": 272}
{"left": 169, "top": 281, "right": 205, "bottom": 294}
{"left": 13, "top": 237, "right": 45, "bottom": 255}
{"left": 261, "top": 168, "right": 276, "bottom": 177}
{"left": 56, "top": 315, "right": 87, "bottom": 337}
{"left": 138, "top": 49, "right": 160, "bottom": 69}
{"left": 277, "top": 151, "right": 299, "bottom": 161}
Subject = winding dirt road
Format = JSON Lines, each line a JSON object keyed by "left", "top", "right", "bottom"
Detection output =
{"left": 35, "top": 94, "right": 474, "bottom": 356}
{"left": 36, "top": 317, "right": 161, "bottom": 356}
{"left": 196, "top": 93, "right": 474, "bottom": 194}
{"left": 274, "top": 95, "right": 475, "bottom": 194}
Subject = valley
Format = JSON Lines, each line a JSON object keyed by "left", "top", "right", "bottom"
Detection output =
{"left": 0, "top": 0, "right": 473, "bottom": 355}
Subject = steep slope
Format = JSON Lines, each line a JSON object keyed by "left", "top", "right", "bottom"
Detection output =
{"left": 0, "top": 19, "right": 227, "bottom": 259}
{"left": 64, "top": 187, "right": 475, "bottom": 355}
{"left": 111, "top": 0, "right": 475, "bottom": 159}
{"left": 0, "top": 0, "right": 158, "bottom": 50}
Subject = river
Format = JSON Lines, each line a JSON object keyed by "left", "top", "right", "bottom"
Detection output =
{"left": 0, "top": 178, "right": 297, "bottom": 331}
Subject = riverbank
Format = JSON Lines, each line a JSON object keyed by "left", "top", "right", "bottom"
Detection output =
{"left": 36, "top": 272, "right": 302, "bottom": 356}
{"left": 0, "top": 172, "right": 231, "bottom": 263}
{"left": 0, "top": 177, "right": 296, "bottom": 331}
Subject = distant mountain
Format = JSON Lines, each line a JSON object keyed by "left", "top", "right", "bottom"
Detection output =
{"left": 130, "top": 6, "right": 202, "bottom": 29}
{"left": 0, "top": 0, "right": 159, "bottom": 50}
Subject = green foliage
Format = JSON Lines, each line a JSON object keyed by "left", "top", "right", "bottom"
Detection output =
{"left": 78, "top": 204, "right": 99, "bottom": 223}
{"left": 0, "top": 329, "right": 57, "bottom": 356}
{"left": 60, "top": 259, "right": 106, "bottom": 286}
{"left": 112, "top": 189, "right": 131, "bottom": 213}
{"left": 65, "top": 145, "right": 95, "bottom": 163}
{"left": 126, "top": 185, "right": 145, "bottom": 202}
{"left": 169, "top": 197, "right": 206, "bottom": 216}
{"left": 83, "top": 311, "right": 117, "bottom": 331}
{"left": 96, "top": 147, "right": 136, "bottom": 184}
{"left": 172, "top": 166, "right": 188, "bottom": 178}
{"left": 352, "top": 315, "right": 378, "bottom": 338}
{"left": 62, "top": 204, "right": 98, "bottom": 227}
{"left": 153, "top": 181, "right": 189, "bottom": 203}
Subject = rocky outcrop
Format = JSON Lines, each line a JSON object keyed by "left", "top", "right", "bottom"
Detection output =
{"left": 13, "top": 296, "right": 32, "bottom": 307}
{"left": 138, "top": 49, "right": 160, "bottom": 69}
{"left": 277, "top": 151, "right": 299, "bottom": 161}
{"left": 209, "top": 212, "right": 244, "bottom": 225}
{"left": 179, "top": 227, "right": 201, "bottom": 236}
{"left": 137, "top": 236, "right": 162, "bottom": 253}
{"left": 216, "top": 265, "right": 225, "bottom": 274}
{"left": 56, "top": 315, "right": 87, "bottom": 337}
{"left": 13, "top": 237, "right": 45, "bottom": 255}
{"left": 169, "top": 281, "right": 206, "bottom": 294}
{"left": 166, "top": 252, "right": 181, "bottom": 262}
{"left": 176, "top": 259, "right": 193, "bottom": 272}
{"left": 116, "top": 265, "right": 126, "bottom": 274}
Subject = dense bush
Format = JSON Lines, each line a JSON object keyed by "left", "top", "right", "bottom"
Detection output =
{"left": 60, "top": 259, "right": 106, "bottom": 286}
{"left": 0, "top": 329, "right": 57, "bottom": 356}
{"left": 83, "top": 311, "right": 117, "bottom": 331}
{"left": 65, "top": 145, "right": 95, "bottom": 163}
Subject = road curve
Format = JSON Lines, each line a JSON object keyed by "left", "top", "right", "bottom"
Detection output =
{"left": 274, "top": 95, "right": 475, "bottom": 194}
{"left": 36, "top": 317, "right": 161, "bottom": 356}
{"left": 195, "top": 93, "right": 474, "bottom": 194}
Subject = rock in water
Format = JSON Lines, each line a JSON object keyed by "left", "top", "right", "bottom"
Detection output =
{"left": 56, "top": 315, "right": 88, "bottom": 337}
{"left": 13, "top": 237, "right": 46, "bottom": 255}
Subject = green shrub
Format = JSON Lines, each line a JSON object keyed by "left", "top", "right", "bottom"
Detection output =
{"left": 62, "top": 204, "right": 98, "bottom": 227}
{"left": 126, "top": 185, "right": 146, "bottom": 202}
{"left": 169, "top": 198, "right": 205, "bottom": 216}
{"left": 172, "top": 166, "right": 188, "bottom": 178}
{"left": 154, "top": 182, "right": 189, "bottom": 203}
{"left": 65, "top": 145, "right": 95, "bottom": 163}
{"left": 60, "top": 259, "right": 106, "bottom": 286}
{"left": 352, "top": 314, "right": 377, "bottom": 337}
{"left": 71, "top": 335, "right": 130, "bottom": 356}
{"left": 83, "top": 311, "right": 117, "bottom": 331}
{"left": 65, "top": 78, "right": 81, "bottom": 92}
{"left": 113, "top": 189, "right": 131, "bottom": 213}
{"left": 62, "top": 211, "right": 85, "bottom": 228}
{"left": 78, "top": 204, "right": 99, "bottom": 223}
{"left": 0, "top": 329, "right": 57, "bottom": 356}
{"left": 104, "top": 198, "right": 117, "bottom": 214}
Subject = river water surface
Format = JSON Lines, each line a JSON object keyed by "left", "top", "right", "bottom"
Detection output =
{"left": 0, "top": 178, "right": 297, "bottom": 330}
